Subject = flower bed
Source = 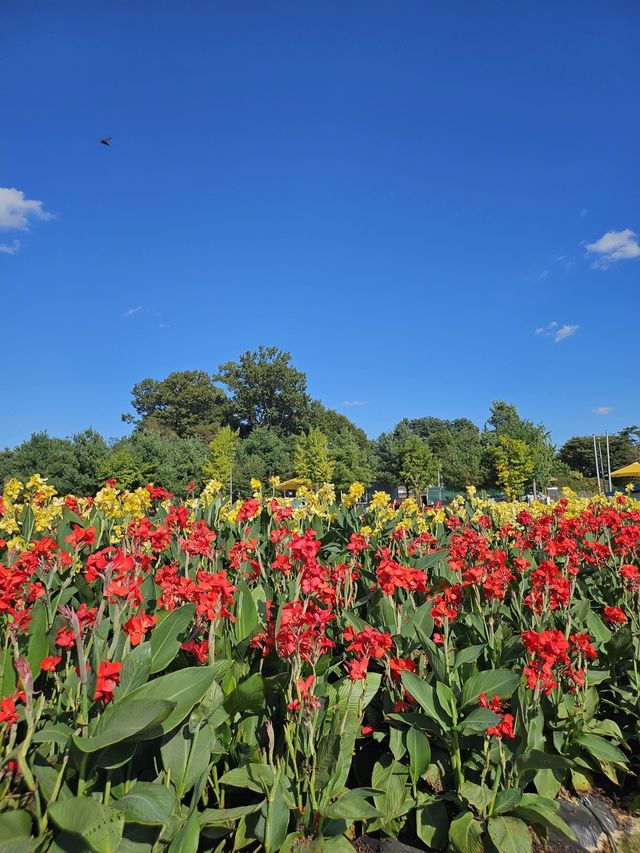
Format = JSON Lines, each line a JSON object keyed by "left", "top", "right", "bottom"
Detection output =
{"left": 0, "top": 476, "right": 638, "bottom": 852}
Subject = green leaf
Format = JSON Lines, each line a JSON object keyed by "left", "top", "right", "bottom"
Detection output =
{"left": 49, "top": 799, "right": 124, "bottom": 853}
{"left": 449, "top": 810, "right": 484, "bottom": 853}
{"left": 416, "top": 800, "right": 449, "bottom": 850}
{"left": 493, "top": 788, "right": 523, "bottom": 815}
{"left": 224, "top": 673, "right": 264, "bottom": 717}
{"left": 27, "top": 598, "right": 49, "bottom": 680}
{"left": 112, "top": 782, "right": 176, "bottom": 825}
{"left": 324, "top": 789, "right": 382, "bottom": 821}
{"left": 454, "top": 644, "right": 487, "bottom": 669}
{"left": 519, "top": 749, "right": 573, "bottom": 771}
{"left": 460, "top": 782, "right": 492, "bottom": 814}
{"left": 406, "top": 728, "right": 431, "bottom": 785}
{"left": 219, "top": 764, "right": 274, "bottom": 794}
{"left": 168, "top": 810, "right": 199, "bottom": 853}
{"left": 0, "top": 810, "right": 32, "bottom": 841}
{"left": 401, "top": 670, "right": 451, "bottom": 731}
{"left": 461, "top": 669, "right": 520, "bottom": 707}
{"left": 575, "top": 733, "right": 628, "bottom": 765}
{"left": 32, "top": 723, "right": 73, "bottom": 746}
{"left": 513, "top": 794, "right": 576, "bottom": 840}
{"left": 150, "top": 605, "right": 195, "bottom": 674}
{"left": 458, "top": 707, "right": 502, "bottom": 735}
{"left": 72, "top": 699, "right": 175, "bottom": 753}
{"left": 199, "top": 802, "right": 265, "bottom": 827}
{"left": 487, "top": 816, "right": 532, "bottom": 853}
{"left": 235, "top": 580, "right": 259, "bottom": 641}
{"left": 124, "top": 666, "right": 216, "bottom": 736}
{"left": 585, "top": 610, "right": 612, "bottom": 644}
{"left": 117, "top": 643, "right": 152, "bottom": 699}
{"left": 264, "top": 770, "right": 290, "bottom": 853}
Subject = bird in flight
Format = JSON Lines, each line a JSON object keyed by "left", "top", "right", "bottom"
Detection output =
{"left": 99, "top": 137, "right": 112, "bottom": 146}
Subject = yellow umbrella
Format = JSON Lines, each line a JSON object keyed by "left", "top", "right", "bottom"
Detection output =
{"left": 610, "top": 462, "right": 640, "bottom": 478}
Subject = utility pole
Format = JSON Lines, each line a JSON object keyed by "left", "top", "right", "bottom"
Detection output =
{"left": 605, "top": 432, "right": 613, "bottom": 493}
{"left": 593, "top": 434, "right": 601, "bottom": 492}
{"left": 598, "top": 438, "right": 606, "bottom": 494}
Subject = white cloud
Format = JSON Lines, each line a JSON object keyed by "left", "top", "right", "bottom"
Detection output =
{"left": 535, "top": 321, "right": 579, "bottom": 342}
{"left": 535, "top": 321, "right": 558, "bottom": 335}
{"left": 123, "top": 306, "right": 142, "bottom": 317}
{"left": 342, "top": 400, "right": 367, "bottom": 407}
{"left": 593, "top": 406, "right": 613, "bottom": 415}
{"left": 586, "top": 228, "right": 640, "bottom": 268}
{"left": 554, "top": 324, "right": 579, "bottom": 342}
{"left": 0, "top": 187, "right": 51, "bottom": 231}
{"left": 0, "top": 239, "right": 20, "bottom": 255}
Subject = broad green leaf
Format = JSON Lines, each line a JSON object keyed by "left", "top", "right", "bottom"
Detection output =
{"left": 219, "top": 764, "right": 274, "bottom": 794}
{"left": 458, "top": 707, "right": 502, "bottom": 735}
{"left": 0, "top": 810, "right": 32, "bottom": 841}
{"left": 575, "top": 733, "right": 627, "bottom": 765}
{"left": 168, "top": 810, "right": 199, "bottom": 853}
{"left": 224, "top": 673, "right": 264, "bottom": 717}
{"left": 406, "top": 728, "right": 430, "bottom": 785}
{"left": 264, "top": 770, "right": 290, "bottom": 853}
{"left": 416, "top": 800, "right": 449, "bottom": 850}
{"left": 32, "top": 723, "right": 73, "bottom": 746}
{"left": 513, "top": 794, "right": 576, "bottom": 840}
{"left": 150, "top": 605, "right": 195, "bottom": 674}
{"left": 487, "top": 816, "right": 532, "bottom": 853}
{"left": 324, "top": 788, "right": 382, "bottom": 821}
{"left": 49, "top": 799, "right": 124, "bottom": 853}
{"left": 124, "top": 667, "right": 216, "bottom": 736}
{"left": 235, "top": 580, "right": 259, "bottom": 641}
{"left": 449, "top": 810, "right": 484, "bottom": 853}
{"left": 73, "top": 700, "right": 175, "bottom": 753}
{"left": 460, "top": 781, "right": 492, "bottom": 814}
{"left": 493, "top": 788, "right": 523, "bottom": 815}
{"left": 199, "top": 802, "right": 265, "bottom": 827}
{"left": 112, "top": 782, "right": 176, "bottom": 825}
{"left": 461, "top": 669, "right": 520, "bottom": 707}
{"left": 116, "top": 642, "right": 152, "bottom": 699}
{"left": 454, "top": 644, "right": 486, "bottom": 669}
{"left": 519, "top": 749, "right": 573, "bottom": 771}
{"left": 27, "top": 598, "right": 49, "bottom": 680}
{"left": 401, "top": 671, "right": 451, "bottom": 731}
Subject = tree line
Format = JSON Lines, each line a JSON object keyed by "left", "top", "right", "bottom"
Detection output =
{"left": 1, "top": 346, "right": 638, "bottom": 497}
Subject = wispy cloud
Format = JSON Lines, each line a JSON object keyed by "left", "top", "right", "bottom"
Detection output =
{"left": 586, "top": 228, "right": 640, "bottom": 269}
{"left": 0, "top": 239, "right": 20, "bottom": 255}
{"left": 554, "top": 324, "right": 579, "bottom": 342}
{"left": 0, "top": 187, "right": 51, "bottom": 231}
{"left": 123, "top": 306, "right": 142, "bottom": 317}
{"left": 535, "top": 321, "right": 579, "bottom": 343}
{"left": 342, "top": 400, "right": 367, "bottom": 407}
{"left": 593, "top": 406, "right": 613, "bottom": 415}
{"left": 580, "top": 208, "right": 588, "bottom": 217}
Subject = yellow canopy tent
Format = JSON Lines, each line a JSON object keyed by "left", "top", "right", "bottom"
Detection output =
{"left": 610, "top": 462, "right": 640, "bottom": 478}
{"left": 275, "top": 477, "right": 311, "bottom": 494}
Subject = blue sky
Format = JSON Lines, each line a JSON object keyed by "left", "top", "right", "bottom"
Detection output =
{"left": 1, "top": 2, "right": 639, "bottom": 449}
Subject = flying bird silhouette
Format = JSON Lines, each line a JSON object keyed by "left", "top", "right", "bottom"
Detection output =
{"left": 99, "top": 137, "right": 112, "bottom": 146}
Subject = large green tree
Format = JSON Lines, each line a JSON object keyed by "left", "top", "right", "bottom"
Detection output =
{"left": 294, "top": 428, "right": 335, "bottom": 488}
{"left": 202, "top": 427, "right": 240, "bottom": 487}
{"left": 559, "top": 427, "right": 640, "bottom": 478}
{"left": 400, "top": 435, "right": 438, "bottom": 499}
{"left": 123, "top": 371, "right": 227, "bottom": 442}
{"left": 493, "top": 435, "right": 534, "bottom": 500}
{"left": 215, "top": 346, "right": 310, "bottom": 436}
{"left": 234, "top": 427, "right": 296, "bottom": 496}
{"left": 483, "top": 401, "right": 554, "bottom": 490}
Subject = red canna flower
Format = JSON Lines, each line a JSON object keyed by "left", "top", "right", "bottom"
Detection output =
{"left": 40, "top": 656, "right": 62, "bottom": 672}
{"left": 604, "top": 606, "right": 627, "bottom": 624}
{"left": 123, "top": 612, "right": 157, "bottom": 645}
{"left": 65, "top": 525, "right": 96, "bottom": 550}
{"left": 0, "top": 691, "right": 25, "bottom": 726}
{"left": 94, "top": 661, "right": 121, "bottom": 703}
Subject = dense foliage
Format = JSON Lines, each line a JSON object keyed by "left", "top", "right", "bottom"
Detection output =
{"left": 0, "top": 476, "right": 638, "bottom": 851}
{"left": 1, "top": 347, "right": 637, "bottom": 498}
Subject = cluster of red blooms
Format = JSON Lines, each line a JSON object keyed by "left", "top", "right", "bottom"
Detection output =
{"left": 55, "top": 603, "right": 97, "bottom": 649}
{"left": 449, "top": 528, "right": 519, "bottom": 602}
{"left": 375, "top": 548, "right": 428, "bottom": 597}
{"left": 430, "top": 584, "right": 462, "bottom": 629}
{"left": 94, "top": 661, "right": 121, "bottom": 703}
{"left": 180, "top": 519, "right": 217, "bottom": 559}
{"left": 0, "top": 690, "right": 26, "bottom": 726}
{"left": 287, "top": 675, "right": 320, "bottom": 713}
{"left": 343, "top": 625, "right": 394, "bottom": 680}
{"left": 251, "top": 600, "right": 335, "bottom": 664}
{"left": 478, "top": 693, "right": 515, "bottom": 739}
{"left": 523, "top": 560, "right": 572, "bottom": 613}
{"left": 522, "top": 629, "right": 597, "bottom": 695}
